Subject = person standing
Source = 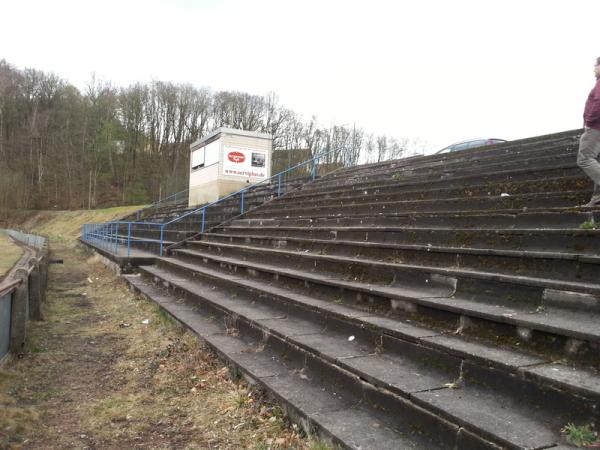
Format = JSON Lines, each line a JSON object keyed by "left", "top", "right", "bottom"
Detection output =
{"left": 577, "top": 57, "right": 600, "bottom": 206}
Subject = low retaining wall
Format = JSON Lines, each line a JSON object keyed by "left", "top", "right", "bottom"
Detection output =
{"left": 0, "top": 229, "right": 49, "bottom": 362}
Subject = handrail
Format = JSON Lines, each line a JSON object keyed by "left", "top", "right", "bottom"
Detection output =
{"left": 0, "top": 278, "right": 21, "bottom": 298}
{"left": 82, "top": 145, "right": 344, "bottom": 257}
{"left": 0, "top": 230, "right": 48, "bottom": 296}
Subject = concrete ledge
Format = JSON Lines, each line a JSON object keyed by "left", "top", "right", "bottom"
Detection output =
{"left": 0, "top": 229, "right": 49, "bottom": 360}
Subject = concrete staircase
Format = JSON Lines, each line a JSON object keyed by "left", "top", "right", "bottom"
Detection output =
{"left": 123, "top": 129, "right": 600, "bottom": 449}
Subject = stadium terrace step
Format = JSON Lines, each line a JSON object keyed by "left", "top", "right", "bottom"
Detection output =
{"left": 230, "top": 208, "right": 600, "bottom": 229}
{"left": 212, "top": 226, "right": 600, "bottom": 255}
{"left": 149, "top": 256, "right": 600, "bottom": 398}
{"left": 282, "top": 174, "right": 589, "bottom": 205}
{"left": 171, "top": 242, "right": 600, "bottom": 360}
{"left": 320, "top": 139, "right": 578, "bottom": 182}
{"left": 247, "top": 190, "right": 590, "bottom": 218}
{"left": 203, "top": 234, "right": 600, "bottom": 282}
{"left": 124, "top": 255, "right": 598, "bottom": 449}
{"left": 125, "top": 273, "right": 499, "bottom": 450}
{"left": 266, "top": 176, "right": 590, "bottom": 210}
{"left": 320, "top": 130, "right": 581, "bottom": 181}
{"left": 336, "top": 149, "right": 577, "bottom": 186}
{"left": 294, "top": 164, "right": 584, "bottom": 199}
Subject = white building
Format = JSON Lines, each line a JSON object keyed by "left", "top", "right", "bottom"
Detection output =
{"left": 188, "top": 128, "right": 273, "bottom": 207}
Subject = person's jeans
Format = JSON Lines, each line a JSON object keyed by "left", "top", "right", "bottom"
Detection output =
{"left": 577, "top": 128, "right": 600, "bottom": 197}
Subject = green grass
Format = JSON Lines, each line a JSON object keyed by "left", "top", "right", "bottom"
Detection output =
{"left": 580, "top": 220, "right": 599, "bottom": 230}
{"left": 561, "top": 423, "right": 598, "bottom": 447}
{"left": 0, "top": 232, "right": 23, "bottom": 278}
{"left": 308, "top": 439, "right": 334, "bottom": 450}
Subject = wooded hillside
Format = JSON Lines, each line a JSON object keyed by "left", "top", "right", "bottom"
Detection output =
{"left": 0, "top": 60, "right": 420, "bottom": 210}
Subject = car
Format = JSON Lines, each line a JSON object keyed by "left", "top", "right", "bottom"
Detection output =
{"left": 435, "top": 138, "right": 507, "bottom": 154}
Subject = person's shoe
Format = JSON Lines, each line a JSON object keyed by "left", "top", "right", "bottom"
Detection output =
{"left": 582, "top": 194, "right": 600, "bottom": 207}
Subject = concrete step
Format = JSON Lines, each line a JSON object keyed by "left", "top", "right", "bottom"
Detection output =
{"left": 129, "top": 260, "right": 598, "bottom": 449}
{"left": 323, "top": 140, "right": 573, "bottom": 183}
{"left": 310, "top": 153, "right": 578, "bottom": 193}
{"left": 297, "top": 164, "right": 583, "bottom": 200}
{"left": 124, "top": 273, "right": 475, "bottom": 450}
{"left": 325, "top": 130, "right": 581, "bottom": 180}
{"left": 201, "top": 231, "right": 600, "bottom": 282}
{"left": 171, "top": 242, "right": 600, "bottom": 362}
{"left": 150, "top": 255, "right": 600, "bottom": 405}
{"left": 269, "top": 176, "right": 590, "bottom": 209}
{"left": 321, "top": 141, "right": 578, "bottom": 184}
{"left": 247, "top": 190, "right": 590, "bottom": 218}
{"left": 283, "top": 173, "right": 589, "bottom": 206}
{"left": 214, "top": 226, "right": 600, "bottom": 256}
{"left": 232, "top": 208, "right": 600, "bottom": 229}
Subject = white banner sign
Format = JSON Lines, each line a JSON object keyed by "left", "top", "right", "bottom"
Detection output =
{"left": 222, "top": 145, "right": 267, "bottom": 178}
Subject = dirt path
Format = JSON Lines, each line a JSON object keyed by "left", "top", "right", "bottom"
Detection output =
{"left": 0, "top": 243, "right": 315, "bottom": 449}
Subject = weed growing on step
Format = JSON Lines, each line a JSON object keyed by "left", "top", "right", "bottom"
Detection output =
{"left": 580, "top": 220, "right": 599, "bottom": 230}
{"left": 308, "top": 440, "right": 334, "bottom": 450}
{"left": 391, "top": 172, "right": 407, "bottom": 181}
{"left": 561, "top": 423, "right": 598, "bottom": 447}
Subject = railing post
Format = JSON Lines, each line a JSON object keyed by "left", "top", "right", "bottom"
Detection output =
{"left": 127, "top": 223, "right": 132, "bottom": 257}
{"left": 29, "top": 260, "right": 42, "bottom": 321}
{"left": 10, "top": 268, "right": 29, "bottom": 355}
{"left": 240, "top": 190, "right": 245, "bottom": 214}
{"left": 201, "top": 208, "right": 206, "bottom": 233}
{"left": 311, "top": 157, "right": 317, "bottom": 180}
{"left": 115, "top": 222, "right": 119, "bottom": 254}
{"left": 159, "top": 224, "right": 164, "bottom": 256}
{"left": 277, "top": 173, "right": 282, "bottom": 196}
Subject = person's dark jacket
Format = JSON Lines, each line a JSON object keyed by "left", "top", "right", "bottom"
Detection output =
{"left": 584, "top": 76, "right": 600, "bottom": 131}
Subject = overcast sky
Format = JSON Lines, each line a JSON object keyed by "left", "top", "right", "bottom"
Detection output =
{"left": 1, "top": 0, "right": 599, "bottom": 151}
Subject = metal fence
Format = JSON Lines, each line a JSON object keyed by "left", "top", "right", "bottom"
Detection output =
{"left": 0, "top": 230, "right": 48, "bottom": 362}
{"left": 4, "top": 229, "right": 46, "bottom": 250}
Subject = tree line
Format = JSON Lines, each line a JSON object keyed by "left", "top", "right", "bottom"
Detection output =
{"left": 0, "top": 59, "right": 425, "bottom": 210}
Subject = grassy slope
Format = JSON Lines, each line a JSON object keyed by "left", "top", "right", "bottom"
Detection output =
{"left": 0, "top": 206, "right": 145, "bottom": 243}
{"left": 0, "top": 232, "right": 24, "bottom": 279}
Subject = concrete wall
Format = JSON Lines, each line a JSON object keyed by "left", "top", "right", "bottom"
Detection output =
{"left": 189, "top": 162, "right": 221, "bottom": 206}
{"left": 0, "top": 290, "right": 11, "bottom": 359}
{"left": 0, "top": 229, "right": 49, "bottom": 363}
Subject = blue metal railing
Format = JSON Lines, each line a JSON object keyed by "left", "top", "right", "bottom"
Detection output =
{"left": 81, "top": 148, "right": 337, "bottom": 257}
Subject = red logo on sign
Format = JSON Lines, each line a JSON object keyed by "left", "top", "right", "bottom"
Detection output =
{"left": 227, "top": 151, "right": 245, "bottom": 163}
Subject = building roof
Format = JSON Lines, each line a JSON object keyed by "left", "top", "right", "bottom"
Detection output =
{"left": 190, "top": 127, "right": 273, "bottom": 149}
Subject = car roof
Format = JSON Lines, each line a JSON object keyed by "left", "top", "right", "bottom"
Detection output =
{"left": 438, "top": 138, "right": 506, "bottom": 150}
{"left": 447, "top": 138, "right": 506, "bottom": 146}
